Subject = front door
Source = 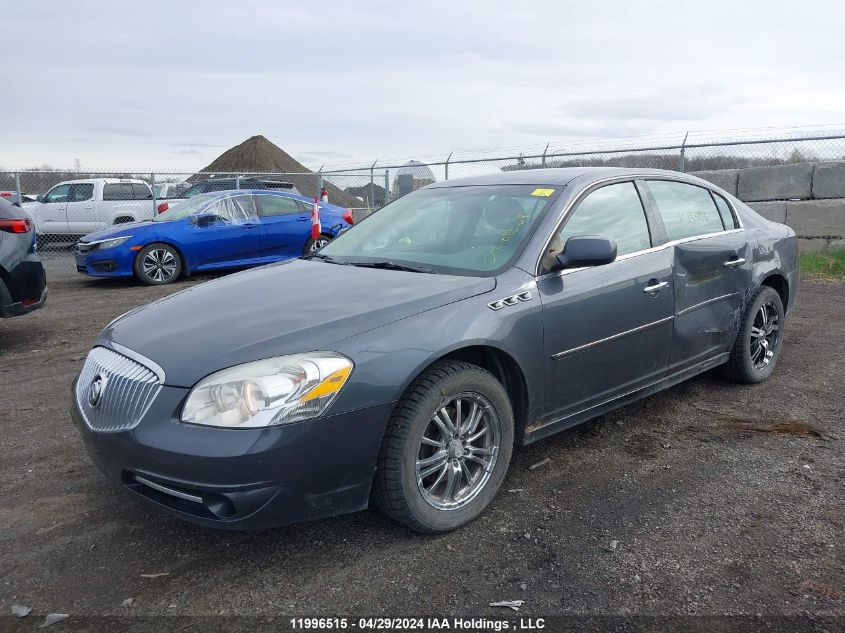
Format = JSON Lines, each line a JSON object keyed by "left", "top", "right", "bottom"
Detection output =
{"left": 65, "top": 182, "right": 96, "bottom": 235}
{"left": 643, "top": 180, "right": 752, "bottom": 373}
{"left": 35, "top": 184, "right": 70, "bottom": 234}
{"left": 538, "top": 181, "right": 674, "bottom": 419}
{"left": 187, "top": 194, "right": 262, "bottom": 269}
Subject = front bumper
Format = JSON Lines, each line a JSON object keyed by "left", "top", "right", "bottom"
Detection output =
{"left": 75, "top": 248, "right": 134, "bottom": 277}
{"left": 71, "top": 379, "right": 395, "bottom": 530}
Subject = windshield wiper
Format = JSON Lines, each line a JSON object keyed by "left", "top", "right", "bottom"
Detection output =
{"left": 303, "top": 253, "right": 346, "bottom": 265}
{"left": 347, "top": 260, "right": 438, "bottom": 274}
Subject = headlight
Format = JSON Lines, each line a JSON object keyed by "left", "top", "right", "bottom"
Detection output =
{"left": 95, "top": 236, "right": 131, "bottom": 250}
{"left": 181, "top": 352, "right": 353, "bottom": 428}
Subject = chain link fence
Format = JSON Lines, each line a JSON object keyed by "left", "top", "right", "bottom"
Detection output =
{"left": 321, "top": 128, "right": 845, "bottom": 188}
{"left": 4, "top": 127, "right": 845, "bottom": 256}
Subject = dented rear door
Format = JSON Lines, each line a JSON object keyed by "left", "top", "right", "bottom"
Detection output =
{"left": 668, "top": 231, "right": 752, "bottom": 371}
{"left": 643, "top": 179, "right": 753, "bottom": 374}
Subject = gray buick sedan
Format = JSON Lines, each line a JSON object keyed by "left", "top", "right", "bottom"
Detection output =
{"left": 71, "top": 168, "right": 798, "bottom": 533}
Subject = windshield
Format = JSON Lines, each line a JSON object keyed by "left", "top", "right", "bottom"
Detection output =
{"left": 317, "top": 184, "right": 558, "bottom": 276}
{"left": 153, "top": 192, "right": 220, "bottom": 221}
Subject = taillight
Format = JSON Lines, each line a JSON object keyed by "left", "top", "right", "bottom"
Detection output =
{"left": 0, "top": 192, "right": 11, "bottom": 197}
{"left": 0, "top": 218, "right": 33, "bottom": 233}
{"left": 157, "top": 203, "right": 169, "bottom": 214}
{"left": 342, "top": 209, "right": 354, "bottom": 225}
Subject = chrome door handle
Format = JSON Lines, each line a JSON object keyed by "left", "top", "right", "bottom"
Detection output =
{"left": 643, "top": 281, "right": 669, "bottom": 294}
{"left": 724, "top": 257, "right": 746, "bottom": 268}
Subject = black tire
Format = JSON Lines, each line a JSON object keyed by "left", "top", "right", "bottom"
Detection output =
{"left": 133, "top": 243, "right": 182, "bottom": 285}
{"left": 723, "top": 286, "right": 785, "bottom": 384}
{"left": 373, "top": 360, "right": 514, "bottom": 533}
{"left": 302, "top": 233, "right": 332, "bottom": 255}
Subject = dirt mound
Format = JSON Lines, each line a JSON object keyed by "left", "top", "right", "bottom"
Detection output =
{"left": 192, "top": 135, "right": 361, "bottom": 208}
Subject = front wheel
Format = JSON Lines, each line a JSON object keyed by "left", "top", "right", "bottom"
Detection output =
{"left": 303, "top": 234, "right": 332, "bottom": 255}
{"left": 133, "top": 243, "right": 182, "bottom": 285}
{"left": 723, "top": 286, "right": 785, "bottom": 383}
{"left": 374, "top": 360, "right": 514, "bottom": 533}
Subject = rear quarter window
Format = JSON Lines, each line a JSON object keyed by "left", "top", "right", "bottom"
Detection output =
{"left": 131, "top": 183, "right": 152, "bottom": 200}
{"left": 712, "top": 192, "right": 738, "bottom": 229}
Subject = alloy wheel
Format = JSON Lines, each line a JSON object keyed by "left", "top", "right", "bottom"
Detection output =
{"left": 309, "top": 238, "right": 329, "bottom": 252}
{"left": 142, "top": 248, "right": 178, "bottom": 283}
{"left": 415, "top": 392, "right": 500, "bottom": 510}
{"left": 750, "top": 300, "right": 780, "bottom": 369}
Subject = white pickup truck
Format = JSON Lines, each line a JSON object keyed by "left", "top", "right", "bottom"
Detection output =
{"left": 25, "top": 178, "right": 162, "bottom": 237}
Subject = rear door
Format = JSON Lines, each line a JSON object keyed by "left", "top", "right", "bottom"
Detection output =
{"left": 255, "top": 194, "right": 311, "bottom": 260}
{"left": 186, "top": 194, "right": 262, "bottom": 269}
{"left": 538, "top": 181, "right": 674, "bottom": 420}
{"left": 65, "top": 182, "right": 96, "bottom": 235}
{"left": 100, "top": 183, "right": 134, "bottom": 230}
{"left": 643, "top": 180, "right": 752, "bottom": 373}
{"left": 35, "top": 184, "right": 70, "bottom": 234}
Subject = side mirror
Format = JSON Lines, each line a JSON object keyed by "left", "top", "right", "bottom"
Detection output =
{"left": 192, "top": 212, "right": 220, "bottom": 227}
{"left": 552, "top": 235, "right": 617, "bottom": 270}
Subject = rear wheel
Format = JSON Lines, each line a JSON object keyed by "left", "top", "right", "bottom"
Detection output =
{"left": 303, "top": 234, "right": 332, "bottom": 254}
{"left": 374, "top": 360, "right": 514, "bottom": 533}
{"left": 723, "top": 286, "right": 785, "bottom": 383}
{"left": 133, "top": 243, "right": 182, "bottom": 285}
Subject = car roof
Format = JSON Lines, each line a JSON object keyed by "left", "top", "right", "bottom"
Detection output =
{"left": 425, "top": 167, "right": 703, "bottom": 188}
{"left": 202, "top": 189, "right": 337, "bottom": 206}
{"left": 52, "top": 178, "right": 147, "bottom": 185}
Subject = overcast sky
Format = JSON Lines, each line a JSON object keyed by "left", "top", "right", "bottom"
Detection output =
{"left": 4, "top": 0, "right": 845, "bottom": 172}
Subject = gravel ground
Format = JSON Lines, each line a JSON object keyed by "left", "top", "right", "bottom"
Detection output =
{"left": 1, "top": 260, "right": 842, "bottom": 628}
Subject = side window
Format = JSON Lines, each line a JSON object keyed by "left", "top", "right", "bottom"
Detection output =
{"left": 68, "top": 183, "right": 94, "bottom": 202}
{"left": 44, "top": 184, "right": 70, "bottom": 203}
{"left": 208, "top": 195, "right": 255, "bottom": 224}
{"left": 132, "top": 183, "right": 152, "bottom": 200}
{"left": 103, "top": 183, "right": 133, "bottom": 201}
{"left": 257, "top": 195, "right": 302, "bottom": 217}
{"left": 549, "top": 182, "right": 652, "bottom": 269}
{"left": 182, "top": 183, "right": 203, "bottom": 197}
{"left": 712, "top": 192, "right": 737, "bottom": 229}
{"left": 647, "top": 180, "right": 725, "bottom": 240}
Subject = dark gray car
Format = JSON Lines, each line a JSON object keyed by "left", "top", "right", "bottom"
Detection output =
{"left": 0, "top": 198, "right": 47, "bottom": 318}
{"left": 70, "top": 168, "right": 798, "bottom": 533}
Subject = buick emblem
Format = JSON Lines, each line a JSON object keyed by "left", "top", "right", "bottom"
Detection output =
{"left": 87, "top": 373, "right": 107, "bottom": 409}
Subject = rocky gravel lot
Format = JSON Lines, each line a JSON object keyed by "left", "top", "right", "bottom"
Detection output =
{"left": 1, "top": 260, "right": 842, "bottom": 630}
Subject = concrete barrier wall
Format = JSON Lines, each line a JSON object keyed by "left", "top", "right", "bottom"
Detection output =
{"left": 692, "top": 161, "right": 845, "bottom": 251}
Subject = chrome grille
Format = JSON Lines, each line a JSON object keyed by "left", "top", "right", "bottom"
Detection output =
{"left": 75, "top": 346, "right": 163, "bottom": 432}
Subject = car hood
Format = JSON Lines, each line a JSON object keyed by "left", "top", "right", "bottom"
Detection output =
{"left": 100, "top": 259, "right": 496, "bottom": 387}
{"left": 81, "top": 221, "right": 161, "bottom": 242}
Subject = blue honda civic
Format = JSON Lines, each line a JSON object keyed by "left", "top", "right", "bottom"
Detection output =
{"left": 75, "top": 190, "right": 354, "bottom": 284}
